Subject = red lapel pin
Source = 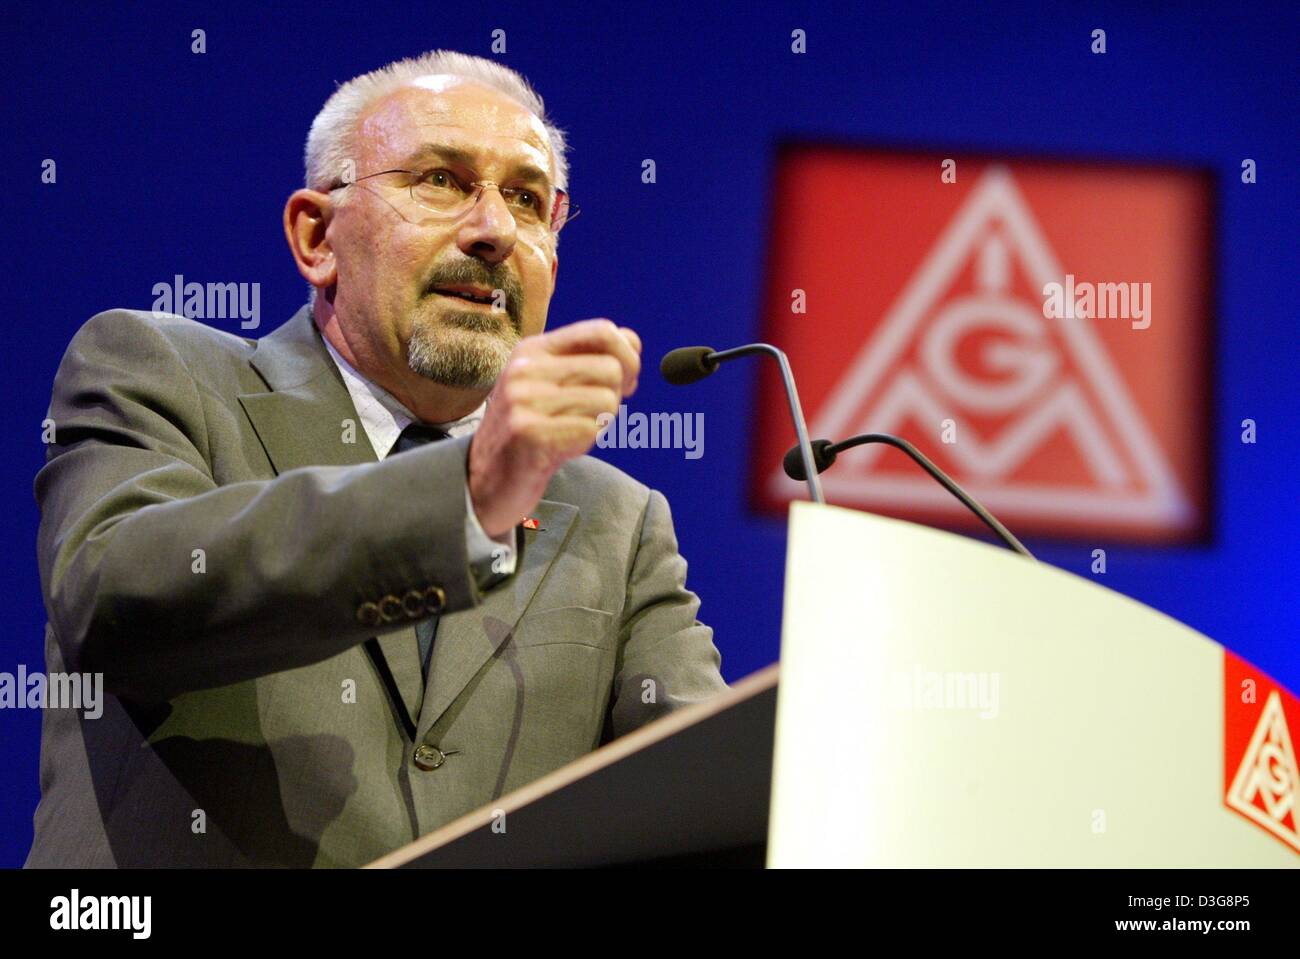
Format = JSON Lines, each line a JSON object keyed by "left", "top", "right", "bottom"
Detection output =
{"left": 521, "top": 516, "right": 543, "bottom": 531}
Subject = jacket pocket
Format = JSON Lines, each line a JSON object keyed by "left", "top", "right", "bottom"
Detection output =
{"left": 509, "top": 605, "right": 616, "bottom": 650}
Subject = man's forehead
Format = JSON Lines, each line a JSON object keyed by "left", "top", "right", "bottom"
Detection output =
{"left": 358, "top": 77, "right": 554, "bottom": 177}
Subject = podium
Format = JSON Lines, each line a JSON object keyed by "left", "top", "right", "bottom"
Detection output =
{"left": 369, "top": 503, "right": 1299, "bottom": 868}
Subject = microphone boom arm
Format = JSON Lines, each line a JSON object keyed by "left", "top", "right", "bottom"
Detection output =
{"left": 824, "top": 433, "right": 1033, "bottom": 558}
{"left": 708, "top": 344, "right": 824, "bottom": 504}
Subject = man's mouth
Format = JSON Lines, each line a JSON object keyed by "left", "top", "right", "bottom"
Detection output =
{"left": 431, "top": 284, "right": 498, "bottom": 306}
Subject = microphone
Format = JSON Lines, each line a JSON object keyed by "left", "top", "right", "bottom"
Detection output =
{"left": 783, "top": 432, "right": 1034, "bottom": 559}
{"left": 659, "top": 346, "right": 718, "bottom": 385}
{"left": 660, "top": 344, "right": 824, "bottom": 504}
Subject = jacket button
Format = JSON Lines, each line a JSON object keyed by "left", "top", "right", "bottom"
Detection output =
{"left": 401, "top": 589, "right": 425, "bottom": 619}
{"left": 424, "top": 585, "right": 447, "bottom": 614}
{"left": 413, "top": 744, "right": 447, "bottom": 771}
{"left": 356, "top": 601, "right": 381, "bottom": 627}
{"left": 378, "top": 594, "right": 403, "bottom": 623}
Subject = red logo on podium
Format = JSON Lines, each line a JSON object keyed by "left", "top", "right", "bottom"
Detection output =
{"left": 752, "top": 148, "right": 1212, "bottom": 542}
{"left": 1224, "top": 652, "right": 1300, "bottom": 854}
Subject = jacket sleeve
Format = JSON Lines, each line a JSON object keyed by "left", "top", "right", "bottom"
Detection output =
{"left": 36, "top": 311, "right": 482, "bottom": 705}
{"left": 606, "top": 487, "right": 729, "bottom": 739}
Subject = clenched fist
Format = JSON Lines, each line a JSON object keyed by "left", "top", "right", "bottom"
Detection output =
{"left": 468, "top": 319, "right": 642, "bottom": 538}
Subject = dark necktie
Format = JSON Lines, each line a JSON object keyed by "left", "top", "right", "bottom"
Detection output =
{"left": 390, "top": 423, "right": 449, "bottom": 681}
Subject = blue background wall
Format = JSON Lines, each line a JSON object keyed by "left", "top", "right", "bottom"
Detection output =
{"left": 2, "top": 1, "right": 1296, "bottom": 866}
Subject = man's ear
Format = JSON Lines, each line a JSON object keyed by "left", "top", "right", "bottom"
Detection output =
{"left": 284, "top": 189, "right": 337, "bottom": 293}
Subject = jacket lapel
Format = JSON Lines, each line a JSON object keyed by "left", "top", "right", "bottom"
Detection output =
{"left": 239, "top": 304, "right": 371, "bottom": 475}
{"left": 417, "top": 497, "right": 579, "bottom": 739}
{"left": 237, "top": 305, "right": 426, "bottom": 731}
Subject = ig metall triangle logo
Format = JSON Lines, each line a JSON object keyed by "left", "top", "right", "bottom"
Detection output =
{"left": 752, "top": 149, "right": 1212, "bottom": 543}
{"left": 1226, "top": 692, "right": 1300, "bottom": 854}
{"left": 1224, "top": 652, "right": 1300, "bottom": 855}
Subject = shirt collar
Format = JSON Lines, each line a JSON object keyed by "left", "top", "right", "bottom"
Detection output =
{"left": 322, "top": 336, "right": 487, "bottom": 459}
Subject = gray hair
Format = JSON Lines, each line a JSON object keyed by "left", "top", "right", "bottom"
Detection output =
{"left": 304, "top": 50, "right": 570, "bottom": 194}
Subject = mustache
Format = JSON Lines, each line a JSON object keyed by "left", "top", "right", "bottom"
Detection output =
{"left": 424, "top": 258, "right": 524, "bottom": 329}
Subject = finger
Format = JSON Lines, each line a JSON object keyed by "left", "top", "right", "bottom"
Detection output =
{"left": 537, "top": 319, "right": 641, "bottom": 393}
{"left": 617, "top": 327, "right": 642, "bottom": 394}
{"left": 617, "top": 326, "right": 642, "bottom": 356}
{"left": 510, "top": 353, "right": 624, "bottom": 391}
{"left": 518, "top": 383, "right": 621, "bottom": 419}
{"left": 546, "top": 414, "right": 609, "bottom": 458}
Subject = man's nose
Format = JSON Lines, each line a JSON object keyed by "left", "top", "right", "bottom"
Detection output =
{"left": 454, "top": 186, "right": 517, "bottom": 264}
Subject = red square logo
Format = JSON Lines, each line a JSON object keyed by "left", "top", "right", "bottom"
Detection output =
{"left": 752, "top": 147, "right": 1213, "bottom": 543}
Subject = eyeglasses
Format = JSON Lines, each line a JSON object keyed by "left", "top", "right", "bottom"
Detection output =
{"left": 332, "top": 167, "right": 578, "bottom": 234}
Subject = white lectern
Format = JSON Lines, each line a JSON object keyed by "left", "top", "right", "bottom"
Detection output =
{"left": 769, "top": 502, "right": 1299, "bottom": 867}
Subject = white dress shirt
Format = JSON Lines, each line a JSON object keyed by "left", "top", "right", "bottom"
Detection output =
{"left": 322, "top": 337, "right": 518, "bottom": 580}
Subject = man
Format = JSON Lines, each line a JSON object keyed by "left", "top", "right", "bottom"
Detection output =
{"left": 27, "top": 50, "right": 726, "bottom": 868}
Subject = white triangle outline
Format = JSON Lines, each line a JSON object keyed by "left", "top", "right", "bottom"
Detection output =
{"left": 1226, "top": 689, "right": 1300, "bottom": 853}
{"left": 766, "top": 165, "right": 1194, "bottom": 527}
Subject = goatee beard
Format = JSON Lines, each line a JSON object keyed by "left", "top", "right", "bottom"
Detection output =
{"left": 406, "top": 308, "right": 520, "bottom": 390}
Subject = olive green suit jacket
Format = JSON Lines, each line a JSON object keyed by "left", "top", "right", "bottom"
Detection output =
{"left": 26, "top": 305, "right": 727, "bottom": 868}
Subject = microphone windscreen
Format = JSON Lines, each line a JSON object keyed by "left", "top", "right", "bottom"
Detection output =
{"left": 783, "top": 439, "right": 835, "bottom": 481}
{"left": 660, "top": 346, "right": 718, "bottom": 385}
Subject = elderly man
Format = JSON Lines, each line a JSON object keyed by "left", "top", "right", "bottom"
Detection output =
{"left": 27, "top": 50, "right": 726, "bottom": 868}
